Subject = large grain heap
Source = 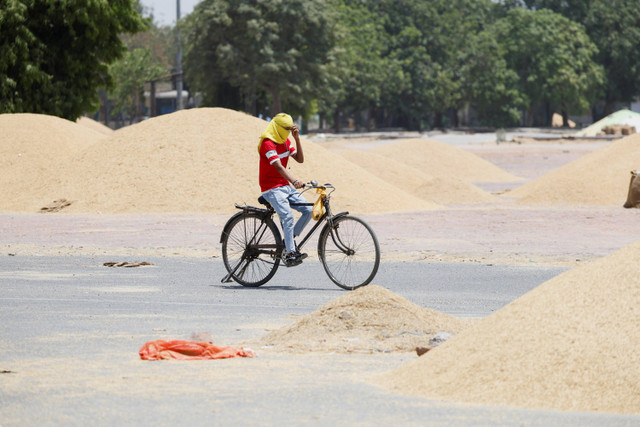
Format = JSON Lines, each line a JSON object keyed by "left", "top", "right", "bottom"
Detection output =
{"left": 338, "top": 148, "right": 498, "bottom": 204}
{"left": 511, "top": 133, "right": 640, "bottom": 205}
{"left": 0, "top": 109, "right": 437, "bottom": 213}
{"left": 254, "top": 285, "right": 472, "bottom": 353}
{"left": 382, "top": 239, "right": 640, "bottom": 414}
{"left": 76, "top": 116, "right": 114, "bottom": 136}
{"left": 370, "top": 138, "right": 522, "bottom": 184}
{"left": 0, "top": 113, "right": 105, "bottom": 170}
{"left": 0, "top": 113, "right": 106, "bottom": 212}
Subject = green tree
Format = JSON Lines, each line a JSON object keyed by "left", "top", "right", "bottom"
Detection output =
{"left": 182, "top": 0, "right": 337, "bottom": 116}
{"left": 518, "top": 0, "right": 591, "bottom": 22}
{"left": 459, "top": 30, "right": 525, "bottom": 127}
{"left": 317, "top": 0, "right": 400, "bottom": 132}
{"left": 493, "top": 8, "right": 603, "bottom": 125}
{"left": 585, "top": 0, "right": 640, "bottom": 114}
{"left": 369, "top": 0, "right": 497, "bottom": 130}
{"left": 505, "top": 0, "right": 640, "bottom": 117}
{"left": 0, "top": 0, "right": 146, "bottom": 120}
{"left": 374, "top": 0, "right": 444, "bottom": 130}
{"left": 108, "top": 48, "right": 166, "bottom": 124}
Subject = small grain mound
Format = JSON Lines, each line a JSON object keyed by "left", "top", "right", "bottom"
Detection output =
{"left": 338, "top": 149, "right": 497, "bottom": 204}
{"left": 574, "top": 109, "right": 640, "bottom": 137}
{"left": 371, "top": 138, "right": 522, "bottom": 183}
{"left": 76, "top": 116, "right": 114, "bottom": 136}
{"left": 253, "top": 285, "right": 472, "bottom": 354}
{"left": 511, "top": 133, "right": 640, "bottom": 205}
{"left": 382, "top": 240, "right": 640, "bottom": 414}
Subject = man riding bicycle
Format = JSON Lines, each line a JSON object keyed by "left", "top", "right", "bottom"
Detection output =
{"left": 258, "top": 113, "right": 312, "bottom": 267}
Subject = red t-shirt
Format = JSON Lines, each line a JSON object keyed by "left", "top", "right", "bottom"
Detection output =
{"left": 259, "top": 138, "right": 297, "bottom": 192}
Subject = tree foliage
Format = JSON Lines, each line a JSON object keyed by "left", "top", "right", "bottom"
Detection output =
{"left": 182, "top": 0, "right": 337, "bottom": 116}
{"left": 585, "top": 0, "right": 640, "bottom": 111}
{"left": 459, "top": 30, "right": 525, "bottom": 127}
{"left": 509, "top": 0, "right": 640, "bottom": 116}
{"left": 176, "top": 0, "right": 627, "bottom": 129}
{"left": 317, "top": 0, "right": 399, "bottom": 131}
{"left": 492, "top": 8, "right": 603, "bottom": 125}
{"left": 108, "top": 47, "right": 166, "bottom": 123}
{"left": 0, "top": 0, "right": 146, "bottom": 120}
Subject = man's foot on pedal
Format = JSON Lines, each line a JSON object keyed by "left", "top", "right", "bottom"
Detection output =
{"left": 283, "top": 251, "right": 307, "bottom": 267}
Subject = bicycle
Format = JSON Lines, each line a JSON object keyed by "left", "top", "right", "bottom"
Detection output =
{"left": 220, "top": 181, "right": 380, "bottom": 290}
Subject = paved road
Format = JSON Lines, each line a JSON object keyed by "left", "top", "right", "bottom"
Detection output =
{"left": 1, "top": 255, "right": 638, "bottom": 425}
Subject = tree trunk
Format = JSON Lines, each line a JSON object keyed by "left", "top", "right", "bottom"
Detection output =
{"left": 545, "top": 102, "right": 551, "bottom": 127}
{"left": 526, "top": 104, "right": 536, "bottom": 127}
{"left": 135, "top": 89, "right": 141, "bottom": 123}
{"left": 434, "top": 111, "right": 443, "bottom": 129}
{"left": 604, "top": 99, "right": 615, "bottom": 117}
{"left": 367, "top": 106, "right": 376, "bottom": 131}
{"left": 450, "top": 108, "right": 458, "bottom": 128}
{"left": 270, "top": 90, "right": 282, "bottom": 115}
{"left": 245, "top": 84, "right": 257, "bottom": 116}
{"left": 333, "top": 107, "right": 342, "bottom": 133}
{"left": 562, "top": 110, "right": 569, "bottom": 127}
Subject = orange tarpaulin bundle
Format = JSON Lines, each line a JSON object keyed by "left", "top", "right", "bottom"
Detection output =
{"left": 139, "top": 340, "right": 255, "bottom": 360}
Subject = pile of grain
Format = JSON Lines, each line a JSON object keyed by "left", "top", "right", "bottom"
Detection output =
{"left": 0, "top": 113, "right": 104, "bottom": 170}
{"left": 76, "top": 116, "right": 114, "bottom": 136}
{"left": 0, "top": 109, "right": 437, "bottom": 213}
{"left": 510, "top": 133, "right": 640, "bottom": 205}
{"left": 382, "top": 239, "right": 640, "bottom": 414}
{"left": 253, "top": 285, "right": 472, "bottom": 353}
{"left": 551, "top": 112, "right": 576, "bottom": 128}
{"left": 369, "top": 138, "right": 522, "bottom": 184}
{"left": 0, "top": 113, "right": 107, "bottom": 211}
{"left": 575, "top": 109, "right": 640, "bottom": 137}
{"left": 338, "top": 149, "right": 498, "bottom": 204}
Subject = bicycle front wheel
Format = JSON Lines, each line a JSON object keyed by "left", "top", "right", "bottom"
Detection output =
{"left": 222, "top": 213, "right": 282, "bottom": 287}
{"left": 318, "top": 215, "right": 380, "bottom": 290}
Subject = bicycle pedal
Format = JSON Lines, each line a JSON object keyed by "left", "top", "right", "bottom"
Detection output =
{"left": 284, "top": 259, "right": 303, "bottom": 267}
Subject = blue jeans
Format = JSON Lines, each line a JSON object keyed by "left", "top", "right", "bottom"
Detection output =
{"left": 262, "top": 185, "right": 313, "bottom": 254}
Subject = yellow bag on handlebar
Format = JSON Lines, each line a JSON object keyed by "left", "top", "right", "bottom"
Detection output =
{"left": 312, "top": 187, "right": 327, "bottom": 221}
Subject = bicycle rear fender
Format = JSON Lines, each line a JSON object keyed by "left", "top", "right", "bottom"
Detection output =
{"left": 220, "top": 211, "right": 246, "bottom": 244}
{"left": 219, "top": 208, "right": 277, "bottom": 244}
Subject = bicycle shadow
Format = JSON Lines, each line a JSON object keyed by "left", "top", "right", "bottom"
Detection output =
{"left": 216, "top": 284, "right": 339, "bottom": 292}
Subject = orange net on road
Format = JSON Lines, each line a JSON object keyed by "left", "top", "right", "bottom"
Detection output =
{"left": 139, "top": 340, "right": 255, "bottom": 360}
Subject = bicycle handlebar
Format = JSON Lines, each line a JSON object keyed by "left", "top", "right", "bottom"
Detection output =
{"left": 302, "top": 180, "right": 334, "bottom": 189}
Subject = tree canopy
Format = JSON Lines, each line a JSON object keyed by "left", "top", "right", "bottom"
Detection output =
{"left": 0, "top": 0, "right": 146, "bottom": 120}
{"left": 493, "top": 8, "right": 603, "bottom": 125}
{"left": 182, "top": 0, "right": 337, "bottom": 117}
{"left": 508, "top": 0, "right": 640, "bottom": 116}
{"left": 2, "top": 0, "right": 638, "bottom": 129}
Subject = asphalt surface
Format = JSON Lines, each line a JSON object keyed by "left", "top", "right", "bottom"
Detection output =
{"left": 2, "top": 255, "right": 639, "bottom": 425}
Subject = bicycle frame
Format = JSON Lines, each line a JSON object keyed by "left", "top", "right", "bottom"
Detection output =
{"left": 221, "top": 185, "right": 348, "bottom": 268}
{"left": 221, "top": 182, "right": 380, "bottom": 288}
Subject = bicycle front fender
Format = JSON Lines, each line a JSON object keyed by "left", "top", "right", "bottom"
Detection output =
{"left": 317, "top": 211, "right": 350, "bottom": 254}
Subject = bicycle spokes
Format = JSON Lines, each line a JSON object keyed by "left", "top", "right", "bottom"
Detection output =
{"left": 319, "top": 216, "right": 380, "bottom": 290}
{"left": 221, "top": 213, "right": 282, "bottom": 287}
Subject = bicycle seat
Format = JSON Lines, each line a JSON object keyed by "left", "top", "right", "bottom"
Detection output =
{"left": 258, "top": 196, "right": 272, "bottom": 209}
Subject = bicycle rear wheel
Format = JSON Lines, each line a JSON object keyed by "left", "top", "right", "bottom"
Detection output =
{"left": 318, "top": 215, "right": 380, "bottom": 290}
{"left": 222, "top": 213, "right": 282, "bottom": 287}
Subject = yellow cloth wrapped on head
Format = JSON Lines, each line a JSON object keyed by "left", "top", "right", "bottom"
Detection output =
{"left": 258, "top": 113, "right": 293, "bottom": 152}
